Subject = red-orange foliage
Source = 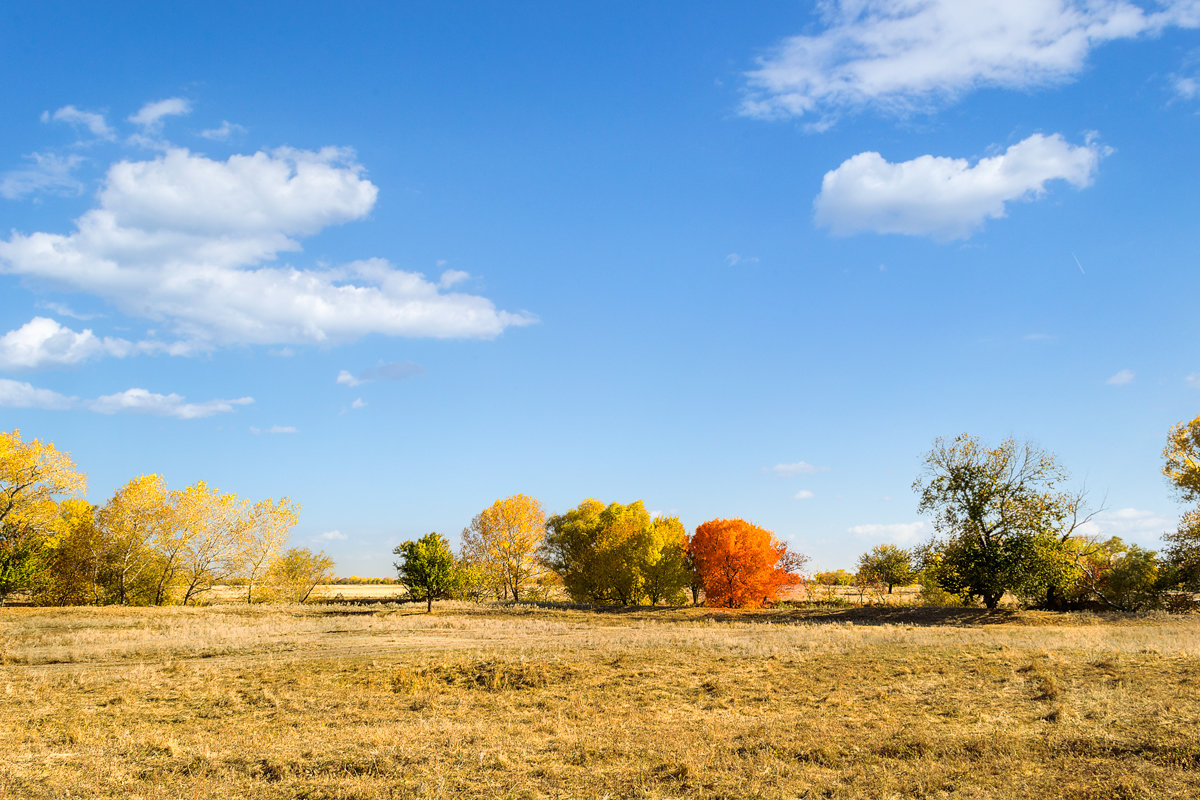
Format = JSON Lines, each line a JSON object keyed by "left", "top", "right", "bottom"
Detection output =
{"left": 688, "top": 518, "right": 801, "bottom": 608}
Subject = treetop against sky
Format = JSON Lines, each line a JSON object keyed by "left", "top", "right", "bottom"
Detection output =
{"left": 1, "top": 1, "right": 1198, "bottom": 574}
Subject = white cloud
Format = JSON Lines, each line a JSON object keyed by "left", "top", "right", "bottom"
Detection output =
{"left": 438, "top": 269, "right": 470, "bottom": 288}
{"left": 0, "top": 378, "right": 75, "bottom": 410}
{"left": 351, "top": 397, "right": 366, "bottom": 409}
{"left": 199, "top": 120, "right": 247, "bottom": 141}
{"left": 42, "top": 105, "right": 115, "bottom": 139}
{"left": 317, "top": 529, "right": 347, "bottom": 541}
{"left": 794, "top": 489, "right": 815, "bottom": 500}
{"left": 89, "top": 388, "right": 252, "bottom": 419}
{"left": 0, "top": 147, "right": 535, "bottom": 348}
{"left": 1077, "top": 507, "right": 1176, "bottom": 546}
{"left": 1106, "top": 369, "right": 1135, "bottom": 385}
{"left": 742, "top": 0, "right": 1200, "bottom": 124}
{"left": 725, "top": 253, "right": 760, "bottom": 267}
{"left": 814, "top": 133, "right": 1104, "bottom": 240}
{"left": 769, "top": 460, "right": 830, "bottom": 476}
{"left": 848, "top": 521, "right": 928, "bottom": 545}
{"left": 337, "top": 361, "right": 425, "bottom": 387}
{"left": 0, "top": 377, "right": 250, "bottom": 419}
{"left": 35, "top": 302, "right": 101, "bottom": 321}
{"left": 1188, "top": 373, "right": 1200, "bottom": 388}
{"left": 0, "top": 152, "right": 85, "bottom": 199}
{"left": 268, "top": 425, "right": 297, "bottom": 434}
{"left": 0, "top": 317, "right": 136, "bottom": 369}
{"left": 129, "top": 98, "right": 192, "bottom": 128}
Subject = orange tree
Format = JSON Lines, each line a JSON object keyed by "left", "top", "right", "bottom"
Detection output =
{"left": 688, "top": 518, "right": 804, "bottom": 608}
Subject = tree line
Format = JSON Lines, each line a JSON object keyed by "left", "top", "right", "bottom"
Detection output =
{"left": 396, "top": 414, "right": 1200, "bottom": 612}
{"left": 395, "top": 496, "right": 806, "bottom": 610}
{"left": 851, "top": 417, "right": 1200, "bottom": 611}
{"left": 0, "top": 429, "right": 331, "bottom": 605}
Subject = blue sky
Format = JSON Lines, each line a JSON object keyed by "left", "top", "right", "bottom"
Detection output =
{"left": 2, "top": 1, "right": 1199, "bottom": 575}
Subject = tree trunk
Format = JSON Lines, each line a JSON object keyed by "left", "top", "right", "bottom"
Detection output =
{"left": 983, "top": 592, "right": 1000, "bottom": 610}
{"left": 887, "top": 583, "right": 894, "bottom": 594}
{"left": 426, "top": 593, "right": 432, "bottom": 613}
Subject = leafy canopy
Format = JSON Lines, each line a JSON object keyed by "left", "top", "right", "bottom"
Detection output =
{"left": 914, "top": 434, "right": 1086, "bottom": 610}
{"left": 461, "top": 494, "right": 546, "bottom": 602}
{"left": 688, "top": 518, "right": 802, "bottom": 608}
{"left": 394, "top": 532, "right": 457, "bottom": 612}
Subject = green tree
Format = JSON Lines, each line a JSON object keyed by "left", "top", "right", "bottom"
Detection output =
{"left": 394, "top": 532, "right": 457, "bottom": 612}
{"left": 1162, "top": 509, "right": 1200, "bottom": 592}
{"left": 914, "top": 434, "right": 1090, "bottom": 610}
{"left": 856, "top": 544, "right": 914, "bottom": 594}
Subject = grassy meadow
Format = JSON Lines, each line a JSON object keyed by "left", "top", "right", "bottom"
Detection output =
{"left": 3, "top": 602, "right": 1199, "bottom": 799}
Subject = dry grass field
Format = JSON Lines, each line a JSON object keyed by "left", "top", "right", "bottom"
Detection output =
{"left": 204, "top": 583, "right": 411, "bottom": 604}
{"left": 2, "top": 603, "right": 1199, "bottom": 799}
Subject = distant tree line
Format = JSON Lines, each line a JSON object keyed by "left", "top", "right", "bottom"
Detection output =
{"left": 0, "top": 429, "right": 331, "bottom": 606}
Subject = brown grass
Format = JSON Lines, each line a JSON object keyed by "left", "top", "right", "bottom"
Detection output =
{"left": 2, "top": 603, "right": 1199, "bottom": 798}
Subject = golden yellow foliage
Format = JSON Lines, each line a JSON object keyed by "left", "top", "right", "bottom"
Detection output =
{"left": 461, "top": 494, "right": 546, "bottom": 602}
{"left": 0, "top": 429, "right": 86, "bottom": 538}
{"left": 1164, "top": 413, "right": 1200, "bottom": 502}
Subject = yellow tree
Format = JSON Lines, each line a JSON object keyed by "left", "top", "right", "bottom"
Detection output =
{"left": 461, "top": 494, "right": 546, "bottom": 602}
{"left": 97, "top": 474, "right": 175, "bottom": 605}
{"left": 41, "top": 499, "right": 104, "bottom": 605}
{"left": 641, "top": 514, "right": 691, "bottom": 605}
{"left": 1, "top": 430, "right": 87, "bottom": 603}
{"left": 239, "top": 497, "right": 300, "bottom": 603}
{"left": 268, "top": 547, "right": 335, "bottom": 603}
{"left": 174, "top": 481, "right": 250, "bottom": 605}
{"left": 1163, "top": 415, "right": 1200, "bottom": 590}
{"left": 1164, "top": 414, "right": 1200, "bottom": 502}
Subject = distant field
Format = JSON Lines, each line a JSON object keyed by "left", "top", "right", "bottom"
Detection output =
{"left": 205, "top": 583, "right": 411, "bottom": 603}
{"left": 202, "top": 581, "right": 922, "bottom": 605}
{"left": 3, "top": 603, "right": 1199, "bottom": 799}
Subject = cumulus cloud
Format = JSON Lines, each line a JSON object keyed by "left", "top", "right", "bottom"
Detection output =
{"left": 0, "top": 152, "right": 85, "bottom": 199}
{"left": 814, "top": 133, "right": 1104, "bottom": 239}
{"left": 0, "top": 378, "right": 75, "bottom": 410}
{"left": 337, "top": 361, "right": 426, "bottom": 387}
{"left": 0, "top": 317, "right": 136, "bottom": 369}
{"left": 768, "top": 460, "right": 830, "bottom": 476}
{"left": 0, "top": 147, "right": 535, "bottom": 348}
{"left": 1188, "top": 373, "right": 1200, "bottom": 388}
{"left": 317, "top": 529, "right": 347, "bottom": 541}
{"left": 1106, "top": 369, "right": 1135, "bottom": 385}
{"left": 351, "top": 397, "right": 366, "bottom": 409}
{"left": 848, "top": 521, "right": 928, "bottom": 544}
{"left": 794, "top": 489, "right": 815, "bottom": 500}
{"left": 129, "top": 98, "right": 192, "bottom": 128}
{"left": 743, "top": 0, "right": 1200, "bottom": 124}
{"left": 42, "top": 105, "right": 115, "bottom": 139}
{"left": 89, "top": 388, "right": 252, "bottom": 419}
